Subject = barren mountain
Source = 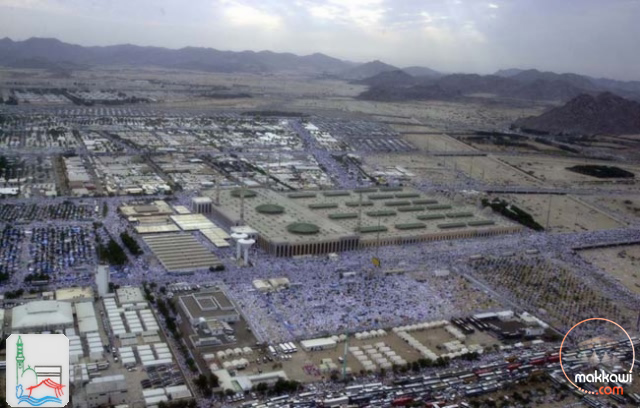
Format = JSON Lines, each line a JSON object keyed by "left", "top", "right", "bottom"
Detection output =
{"left": 402, "top": 66, "right": 442, "bottom": 78}
{"left": 0, "top": 37, "right": 354, "bottom": 74}
{"left": 340, "top": 60, "right": 400, "bottom": 81}
{"left": 514, "top": 92, "right": 640, "bottom": 135}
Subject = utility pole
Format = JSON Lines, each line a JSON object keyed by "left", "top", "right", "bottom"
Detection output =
{"left": 215, "top": 177, "right": 221, "bottom": 205}
{"left": 239, "top": 169, "right": 246, "bottom": 225}
{"left": 342, "top": 333, "right": 349, "bottom": 380}
{"left": 375, "top": 216, "right": 385, "bottom": 260}
{"left": 545, "top": 194, "right": 553, "bottom": 230}
{"left": 356, "top": 192, "right": 363, "bottom": 232}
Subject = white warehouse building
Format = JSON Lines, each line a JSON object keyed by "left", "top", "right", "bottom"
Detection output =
{"left": 11, "top": 300, "right": 74, "bottom": 332}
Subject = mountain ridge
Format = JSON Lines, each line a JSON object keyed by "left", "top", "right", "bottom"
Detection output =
{"left": 513, "top": 92, "right": 640, "bottom": 135}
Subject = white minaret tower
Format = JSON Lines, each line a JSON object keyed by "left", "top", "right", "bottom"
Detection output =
{"left": 238, "top": 238, "right": 255, "bottom": 266}
{"left": 231, "top": 232, "right": 248, "bottom": 260}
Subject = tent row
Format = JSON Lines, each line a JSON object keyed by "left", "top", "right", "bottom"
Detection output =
{"left": 445, "top": 325, "right": 466, "bottom": 341}
{"left": 216, "top": 347, "right": 253, "bottom": 359}
{"left": 222, "top": 358, "right": 249, "bottom": 370}
{"left": 353, "top": 329, "right": 387, "bottom": 340}
{"left": 392, "top": 320, "right": 448, "bottom": 333}
{"left": 396, "top": 331, "right": 438, "bottom": 361}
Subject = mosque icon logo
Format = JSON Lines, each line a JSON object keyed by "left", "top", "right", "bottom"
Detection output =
{"left": 6, "top": 334, "right": 69, "bottom": 407}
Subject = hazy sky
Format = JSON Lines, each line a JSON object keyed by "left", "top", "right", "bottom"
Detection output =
{"left": 1, "top": 0, "right": 639, "bottom": 80}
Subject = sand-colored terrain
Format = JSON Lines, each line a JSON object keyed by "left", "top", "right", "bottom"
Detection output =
{"left": 497, "top": 155, "right": 640, "bottom": 190}
{"left": 399, "top": 132, "right": 478, "bottom": 153}
{"left": 498, "top": 194, "right": 623, "bottom": 232}
{"left": 581, "top": 194, "right": 640, "bottom": 224}
{"left": 580, "top": 245, "right": 640, "bottom": 295}
{"left": 453, "top": 156, "right": 541, "bottom": 186}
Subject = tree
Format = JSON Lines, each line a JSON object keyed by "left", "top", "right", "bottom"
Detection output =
{"left": 186, "top": 358, "right": 197, "bottom": 372}
{"left": 255, "top": 382, "right": 269, "bottom": 394}
{"left": 209, "top": 373, "right": 219, "bottom": 388}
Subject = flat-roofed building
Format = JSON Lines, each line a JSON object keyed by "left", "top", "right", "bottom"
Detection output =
{"left": 56, "top": 286, "right": 94, "bottom": 302}
{"left": 206, "top": 187, "right": 521, "bottom": 257}
{"left": 75, "top": 301, "right": 99, "bottom": 334}
{"left": 118, "top": 200, "right": 173, "bottom": 218}
{"left": 192, "top": 196, "right": 213, "bottom": 214}
{"left": 177, "top": 288, "right": 240, "bottom": 348}
{"left": 143, "top": 233, "right": 223, "bottom": 273}
{"left": 178, "top": 289, "right": 239, "bottom": 324}
{"left": 116, "top": 287, "right": 146, "bottom": 305}
{"left": 84, "top": 374, "right": 128, "bottom": 407}
{"left": 12, "top": 300, "right": 74, "bottom": 332}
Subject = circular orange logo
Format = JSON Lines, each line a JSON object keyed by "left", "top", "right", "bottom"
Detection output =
{"left": 559, "top": 318, "right": 635, "bottom": 394}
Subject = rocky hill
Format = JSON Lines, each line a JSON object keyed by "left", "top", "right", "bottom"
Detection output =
{"left": 402, "top": 66, "right": 442, "bottom": 78}
{"left": 514, "top": 92, "right": 640, "bottom": 135}
{"left": 339, "top": 60, "right": 400, "bottom": 81}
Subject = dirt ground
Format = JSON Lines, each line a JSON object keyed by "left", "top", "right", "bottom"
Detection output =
{"left": 399, "top": 132, "right": 478, "bottom": 153}
{"left": 288, "top": 98, "right": 547, "bottom": 131}
{"left": 409, "top": 327, "right": 499, "bottom": 354}
{"left": 218, "top": 324, "right": 501, "bottom": 384}
{"left": 580, "top": 245, "right": 640, "bottom": 295}
{"left": 498, "top": 194, "right": 624, "bottom": 232}
{"left": 453, "top": 156, "right": 541, "bottom": 186}
{"left": 581, "top": 194, "right": 640, "bottom": 224}
{"left": 497, "top": 155, "right": 640, "bottom": 190}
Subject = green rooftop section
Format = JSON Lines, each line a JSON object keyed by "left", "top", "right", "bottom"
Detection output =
{"left": 366, "top": 210, "right": 397, "bottom": 217}
{"left": 369, "top": 194, "right": 394, "bottom": 200}
{"left": 328, "top": 213, "right": 359, "bottom": 219}
{"left": 379, "top": 186, "right": 403, "bottom": 192}
{"left": 395, "top": 222, "right": 427, "bottom": 230}
{"left": 438, "top": 222, "right": 466, "bottom": 229}
{"left": 384, "top": 200, "right": 412, "bottom": 207}
{"left": 357, "top": 225, "right": 389, "bottom": 233}
{"left": 309, "top": 203, "right": 339, "bottom": 209}
{"left": 417, "top": 214, "right": 446, "bottom": 220}
{"left": 256, "top": 204, "right": 285, "bottom": 214}
{"left": 426, "top": 204, "right": 453, "bottom": 210}
{"left": 345, "top": 201, "right": 374, "bottom": 207}
{"left": 323, "top": 191, "right": 351, "bottom": 197}
{"left": 446, "top": 212, "right": 474, "bottom": 218}
{"left": 468, "top": 220, "right": 496, "bottom": 227}
{"left": 395, "top": 193, "right": 421, "bottom": 199}
{"left": 413, "top": 199, "right": 438, "bottom": 205}
{"left": 231, "top": 189, "right": 257, "bottom": 198}
{"left": 354, "top": 188, "right": 378, "bottom": 193}
{"left": 287, "top": 222, "right": 320, "bottom": 235}
{"left": 397, "top": 206, "right": 426, "bottom": 212}
{"left": 288, "top": 192, "right": 317, "bottom": 199}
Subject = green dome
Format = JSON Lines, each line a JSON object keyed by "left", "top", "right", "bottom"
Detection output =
{"left": 287, "top": 222, "right": 320, "bottom": 235}
{"left": 256, "top": 204, "right": 285, "bottom": 214}
{"left": 231, "top": 189, "right": 257, "bottom": 198}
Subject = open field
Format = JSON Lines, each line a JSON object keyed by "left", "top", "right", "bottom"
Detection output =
{"left": 452, "top": 156, "right": 541, "bottom": 186}
{"left": 580, "top": 245, "right": 640, "bottom": 295}
{"left": 399, "top": 132, "right": 477, "bottom": 153}
{"left": 459, "top": 134, "right": 565, "bottom": 154}
{"left": 497, "top": 194, "right": 624, "bottom": 232}
{"left": 581, "top": 194, "right": 640, "bottom": 224}
{"left": 497, "top": 155, "right": 640, "bottom": 189}
{"left": 288, "top": 98, "right": 548, "bottom": 131}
